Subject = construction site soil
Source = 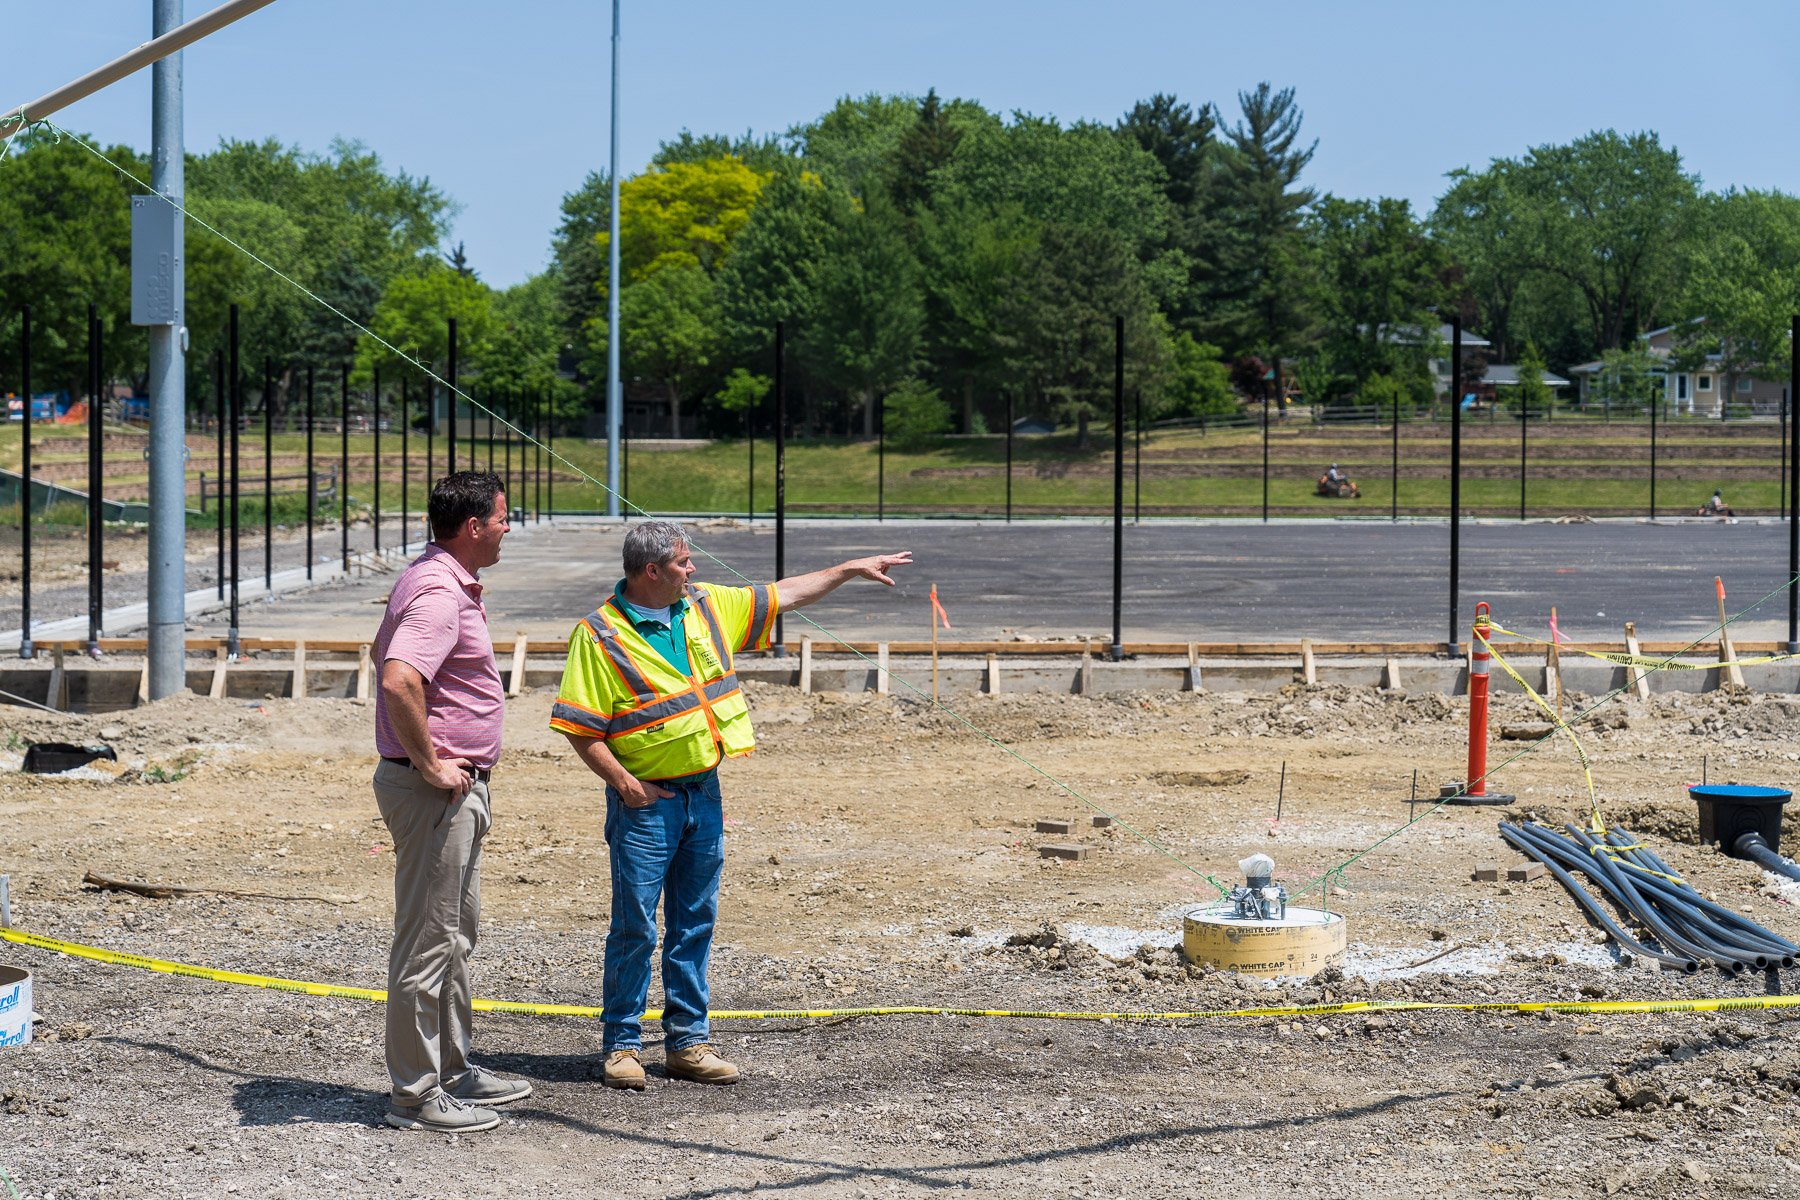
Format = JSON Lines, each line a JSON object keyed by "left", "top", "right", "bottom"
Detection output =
{"left": 4, "top": 683, "right": 1800, "bottom": 1199}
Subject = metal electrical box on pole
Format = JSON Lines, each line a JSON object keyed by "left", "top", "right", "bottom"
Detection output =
{"left": 140, "top": 0, "right": 188, "bottom": 700}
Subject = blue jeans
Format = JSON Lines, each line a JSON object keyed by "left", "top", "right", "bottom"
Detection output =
{"left": 601, "top": 772, "right": 724, "bottom": 1052}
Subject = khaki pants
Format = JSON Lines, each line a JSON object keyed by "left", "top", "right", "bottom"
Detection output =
{"left": 373, "top": 759, "right": 491, "bottom": 1105}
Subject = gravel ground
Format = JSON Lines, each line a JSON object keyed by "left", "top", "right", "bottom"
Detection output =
{"left": 3, "top": 683, "right": 1800, "bottom": 1198}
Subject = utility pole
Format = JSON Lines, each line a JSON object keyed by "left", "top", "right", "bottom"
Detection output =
{"left": 604, "top": 0, "right": 623, "bottom": 517}
{"left": 142, "top": 0, "right": 187, "bottom": 699}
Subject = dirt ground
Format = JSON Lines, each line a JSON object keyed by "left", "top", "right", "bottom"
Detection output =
{"left": 3, "top": 681, "right": 1800, "bottom": 1199}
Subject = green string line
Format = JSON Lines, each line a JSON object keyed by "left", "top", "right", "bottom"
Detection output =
{"left": 1290, "top": 572, "right": 1800, "bottom": 902}
{"left": 8, "top": 118, "right": 1231, "bottom": 897}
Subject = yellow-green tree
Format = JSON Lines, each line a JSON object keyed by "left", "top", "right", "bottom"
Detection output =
{"left": 600, "top": 156, "right": 770, "bottom": 283}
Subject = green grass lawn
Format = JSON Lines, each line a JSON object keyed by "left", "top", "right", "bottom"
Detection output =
{"left": 1, "top": 422, "right": 1790, "bottom": 519}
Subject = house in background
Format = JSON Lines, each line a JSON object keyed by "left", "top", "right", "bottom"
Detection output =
{"left": 1570, "top": 320, "right": 1790, "bottom": 417}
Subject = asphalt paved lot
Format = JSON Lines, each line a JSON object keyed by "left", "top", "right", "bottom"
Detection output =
{"left": 200, "top": 516, "right": 1800, "bottom": 647}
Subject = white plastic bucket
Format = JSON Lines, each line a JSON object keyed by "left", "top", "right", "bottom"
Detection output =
{"left": 0, "top": 966, "right": 31, "bottom": 1047}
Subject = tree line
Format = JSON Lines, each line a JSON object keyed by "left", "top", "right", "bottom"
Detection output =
{"left": 2, "top": 85, "right": 1797, "bottom": 440}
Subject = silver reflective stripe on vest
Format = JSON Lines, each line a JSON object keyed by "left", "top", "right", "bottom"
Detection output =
{"left": 550, "top": 701, "right": 609, "bottom": 736}
{"left": 704, "top": 673, "right": 740, "bottom": 702}
{"left": 742, "top": 584, "right": 772, "bottom": 651}
{"left": 606, "top": 689, "right": 702, "bottom": 736}
{"left": 589, "top": 606, "right": 657, "bottom": 707}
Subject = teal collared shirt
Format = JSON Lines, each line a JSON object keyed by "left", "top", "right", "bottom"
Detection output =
{"left": 612, "top": 578, "right": 692, "bottom": 675}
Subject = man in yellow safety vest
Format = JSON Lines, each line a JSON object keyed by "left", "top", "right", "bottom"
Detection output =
{"left": 550, "top": 520, "right": 911, "bottom": 1090}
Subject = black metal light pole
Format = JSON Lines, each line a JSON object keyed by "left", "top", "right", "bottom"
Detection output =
{"left": 305, "top": 365, "right": 315, "bottom": 580}
{"left": 372, "top": 368, "right": 382, "bottom": 557}
{"left": 262, "top": 356, "right": 272, "bottom": 589}
{"left": 447, "top": 317, "right": 458, "bottom": 473}
{"left": 1005, "top": 389, "right": 1014, "bottom": 524}
{"left": 18, "top": 305, "right": 33, "bottom": 659}
{"left": 340, "top": 364, "right": 349, "bottom": 572}
{"left": 87, "top": 305, "right": 102, "bottom": 654}
{"left": 774, "top": 321, "right": 786, "bottom": 656}
{"left": 1789, "top": 314, "right": 1799, "bottom": 653}
{"left": 214, "top": 348, "right": 225, "bottom": 600}
{"left": 1111, "top": 315, "right": 1125, "bottom": 661}
{"left": 1449, "top": 317, "right": 1462, "bottom": 654}
{"left": 228, "top": 305, "right": 241, "bottom": 657}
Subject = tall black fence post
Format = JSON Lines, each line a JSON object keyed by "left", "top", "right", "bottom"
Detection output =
{"left": 262, "top": 356, "right": 272, "bottom": 589}
{"left": 87, "top": 305, "right": 102, "bottom": 654}
{"left": 747, "top": 395, "right": 754, "bottom": 522}
{"left": 1519, "top": 394, "right": 1528, "bottom": 522}
{"left": 1260, "top": 382, "right": 1270, "bottom": 524}
{"left": 228, "top": 305, "right": 241, "bottom": 657}
{"left": 373, "top": 368, "right": 382, "bottom": 557}
{"left": 400, "top": 377, "right": 410, "bottom": 550}
{"left": 305, "top": 366, "right": 315, "bottom": 580}
{"left": 1449, "top": 317, "right": 1463, "bottom": 654}
{"left": 18, "top": 304, "right": 33, "bottom": 658}
{"left": 877, "top": 388, "right": 885, "bottom": 521}
{"left": 424, "top": 377, "right": 434, "bottom": 491}
{"left": 215, "top": 348, "right": 225, "bottom": 600}
{"left": 340, "top": 364, "right": 349, "bottom": 572}
{"left": 1391, "top": 386, "right": 1400, "bottom": 521}
{"left": 1133, "top": 388, "right": 1142, "bottom": 525}
{"left": 546, "top": 396, "right": 554, "bottom": 519}
{"left": 1649, "top": 383, "right": 1659, "bottom": 519}
{"left": 1111, "top": 315, "right": 1125, "bottom": 660}
{"left": 447, "top": 317, "right": 458, "bottom": 473}
{"left": 534, "top": 393, "right": 543, "bottom": 522}
{"left": 774, "top": 321, "right": 787, "bottom": 656}
{"left": 1789, "top": 314, "right": 1798, "bottom": 653}
{"left": 486, "top": 389, "right": 494, "bottom": 475}
{"left": 1004, "top": 390, "right": 1014, "bottom": 524}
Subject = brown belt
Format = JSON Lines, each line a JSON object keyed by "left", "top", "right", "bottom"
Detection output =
{"left": 382, "top": 756, "right": 492, "bottom": 783}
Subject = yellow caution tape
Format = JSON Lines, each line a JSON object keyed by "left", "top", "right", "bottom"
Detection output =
{"left": 1484, "top": 638, "right": 1606, "bottom": 830}
{"left": 1488, "top": 623, "right": 1796, "bottom": 672}
{"left": 8, "top": 925, "right": 1800, "bottom": 1022}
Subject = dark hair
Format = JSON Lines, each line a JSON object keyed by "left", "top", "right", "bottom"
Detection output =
{"left": 428, "top": 472, "right": 505, "bottom": 541}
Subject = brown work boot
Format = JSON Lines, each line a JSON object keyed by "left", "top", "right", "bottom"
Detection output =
{"left": 665, "top": 1043, "right": 740, "bottom": 1085}
{"left": 602, "top": 1049, "right": 646, "bottom": 1091}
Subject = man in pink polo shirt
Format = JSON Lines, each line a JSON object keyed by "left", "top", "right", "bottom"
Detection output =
{"left": 372, "top": 470, "right": 529, "bottom": 1133}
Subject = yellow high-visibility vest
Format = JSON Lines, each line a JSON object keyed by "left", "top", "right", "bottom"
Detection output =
{"left": 549, "top": 581, "right": 778, "bottom": 781}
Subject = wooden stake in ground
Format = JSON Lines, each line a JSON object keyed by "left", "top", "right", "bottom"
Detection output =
{"left": 1624, "top": 620, "right": 1650, "bottom": 700}
{"left": 1716, "top": 577, "right": 1745, "bottom": 688}
{"left": 1546, "top": 607, "right": 1562, "bottom": 718}
{"left": 929, "top": 584, "right": 951, "bottom": 703}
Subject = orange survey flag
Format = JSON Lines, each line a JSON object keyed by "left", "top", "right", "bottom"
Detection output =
{"left": 930, "top": 584, "right": 951, "bottom": 630}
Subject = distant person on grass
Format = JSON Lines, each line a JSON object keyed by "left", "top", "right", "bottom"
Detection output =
{"left": 371, "top": 471, "right": 531, "bottom": 1133}
{"left": 550, "top": 520, "right": 910, "bottom": 1091}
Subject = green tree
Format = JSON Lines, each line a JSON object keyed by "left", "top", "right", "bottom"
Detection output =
{"left": 1309, "top": 195, "right": 1446, "bottom": 391}
{"left": 1511, "top": 343, "right": 1553, "bottom": 417}
{"left": 1164, "top": 332, "right": 1236, "bottom": 419}
{"left": 882, "top": 377, "right": 951, "bottom": 450}
{"left": 1680, "top": 189, "right": 1800, "bottom": 387}
{"left": 620, "top": 263, "right": 720, "bottom": 438}
{"left": 714, "top": 164, "right": 840, "bottom": 372}
{"left": 915, "top": 196, "right": 1038, "bottom": 431}
{"left": 1592, "top": 340, "right": 1662, "bottom": 413}
{"left": 798, "top": 194, "right": 923, "bottom": 436}
{"left": 355, "top": 266, "right": 495, "bottom": 387}
{"left": 1212, "top": 83, "right": 1317, "bottom": 359}
{"left": 889, "top": 89, "right": 965, "bottom": 215}
{"left": 603, "top": 156, "right": 770, "bottom": 282}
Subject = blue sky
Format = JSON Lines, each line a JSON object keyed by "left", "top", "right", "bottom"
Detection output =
{"left": 11, "top": 1, "right": 1800, "bottom": 288}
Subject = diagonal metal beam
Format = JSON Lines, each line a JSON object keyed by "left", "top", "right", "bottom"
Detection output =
{"left": 1, "top": 0, "right": 279, "bottom": 141}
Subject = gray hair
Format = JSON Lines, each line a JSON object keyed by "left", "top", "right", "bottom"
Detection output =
{"left": 622, "top": 521, "right": 688, "bottom": 576}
